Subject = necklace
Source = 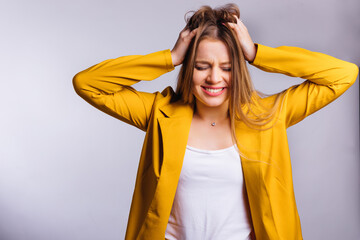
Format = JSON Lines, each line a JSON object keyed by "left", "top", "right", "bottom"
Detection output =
{"left": 211, "top": 122, "right": 216, "bottom": 126}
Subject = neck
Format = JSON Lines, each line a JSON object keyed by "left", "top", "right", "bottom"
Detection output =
{"left": 193, "top": 100, "right": 229, "bottom": 123}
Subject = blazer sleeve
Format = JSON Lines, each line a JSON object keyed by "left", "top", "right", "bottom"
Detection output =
{"left": 73, "top": 49, "right": 175, "bottom": 131}
{"left": 251, "top": 44, "right": 359, "bottom": 128}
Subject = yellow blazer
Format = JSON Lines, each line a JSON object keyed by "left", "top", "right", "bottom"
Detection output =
{"left": 73, "top": 44, "right": 358, "bottom": 240}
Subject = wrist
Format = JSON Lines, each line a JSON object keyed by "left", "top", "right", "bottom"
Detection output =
{"left": 171, "top": 51, "right": 180, "bottom": 67}
{"left": 247, "top": 44, "right": 258, "bottom": 63}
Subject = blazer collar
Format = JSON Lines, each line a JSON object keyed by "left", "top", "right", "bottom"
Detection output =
{"left": 159, "top": 100, "right": 194, "bottom": 118}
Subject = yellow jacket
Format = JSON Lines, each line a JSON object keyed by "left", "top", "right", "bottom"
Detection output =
{"left": 73, "top": 44, "right": 358, "bottom": 240}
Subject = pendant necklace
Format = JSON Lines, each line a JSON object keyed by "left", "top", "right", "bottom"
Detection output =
{"left": 211, "top": 122, "right": 216, "bottom": 126}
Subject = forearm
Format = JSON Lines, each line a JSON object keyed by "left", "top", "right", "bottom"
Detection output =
{"left": 73, "top": 49, "right": 174, "bottom": 99}
{"left": 251, "top": 44, "right": 359, "bottom": 127}
{"left": 251, "top": 44, "right": 358, "bottom": 87}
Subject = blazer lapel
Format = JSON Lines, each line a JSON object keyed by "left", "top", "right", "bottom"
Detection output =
{"left": 146, "top": 102, "right": 193, "bottom": 224}
{"left": 158, "top": 101, "right": 193, "bottom": 176}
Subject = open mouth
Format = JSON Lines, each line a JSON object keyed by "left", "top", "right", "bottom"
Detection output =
{"left": 201, "top": 86, "right": 226, "bottom": 96}
{"left": 203, "top": 87, "right": 224, "bottom": 93}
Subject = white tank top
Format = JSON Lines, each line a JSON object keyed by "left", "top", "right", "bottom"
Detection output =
{"left": 165, "top": 145, "right": 253, "bottom": 240}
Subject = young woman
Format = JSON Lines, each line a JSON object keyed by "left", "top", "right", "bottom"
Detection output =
{"left": 73, "top": 4, "right": 358, "bottom": 240}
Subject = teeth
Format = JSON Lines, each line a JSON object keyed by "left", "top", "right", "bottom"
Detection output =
{"left": 205, "top": 88, "right": 223, "bottom": 93}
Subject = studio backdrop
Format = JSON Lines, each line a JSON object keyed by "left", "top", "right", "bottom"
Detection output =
{"left": 0, "top": 0, "right": 359, "bottom": 239}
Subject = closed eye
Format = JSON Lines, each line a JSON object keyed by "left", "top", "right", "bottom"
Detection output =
{"left": 195, "top": 66, "right": 208, "bottom": 71}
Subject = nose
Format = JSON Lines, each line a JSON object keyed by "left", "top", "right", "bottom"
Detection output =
{"left": 207, "top": 67, "right": 222, "bottom": 84}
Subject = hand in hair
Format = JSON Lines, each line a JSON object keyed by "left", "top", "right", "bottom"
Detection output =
{"left": 171, "top": 27, "right": 198, "bottom": 67}
{"left": 225, "top": 16, "right": 257, "bottom": 62}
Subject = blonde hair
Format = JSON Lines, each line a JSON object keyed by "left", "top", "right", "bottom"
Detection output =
{"left": 176, "top": 4, "right": 284, "bottom": 148}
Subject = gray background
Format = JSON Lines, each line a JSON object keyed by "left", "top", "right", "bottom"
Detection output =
{"left": 0, "top": 0, "right": 359, "bottom": 239}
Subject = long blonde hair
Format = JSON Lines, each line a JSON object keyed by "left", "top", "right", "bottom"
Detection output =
{"left": 176, "top": 4, "right": 284, "bottom": 144}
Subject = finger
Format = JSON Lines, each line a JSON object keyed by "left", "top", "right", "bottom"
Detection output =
{"left": 184, "top": 28, "right": 198, "bottom": 41}
{"left": 232, "top": 15, "right": 240, "bottom": 23}
{"left": 236, "top": 17, "right": 247, "bottom": 29}
{"left": 226, "top": 22, "right": 237, "bottom": 29}
{"left": 232, "top": 15, "right": 246, "bottom": 27}
{"left": 189, "top": 28, "right": 198, "bottom": 37}
{"left": 179, "top": 29, "right": 191, "bottom": 39}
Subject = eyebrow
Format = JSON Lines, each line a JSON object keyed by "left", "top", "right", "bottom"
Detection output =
{"left": 195, "top": 60, "right": 231, "bottom": 65}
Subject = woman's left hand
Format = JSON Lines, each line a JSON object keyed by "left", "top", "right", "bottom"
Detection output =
{"left": 226, "top": 16, "right": 257, "bottom": 62}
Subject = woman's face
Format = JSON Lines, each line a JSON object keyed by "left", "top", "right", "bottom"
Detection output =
{"left": 192, "top": 38, "right": 231, "bottom": 110}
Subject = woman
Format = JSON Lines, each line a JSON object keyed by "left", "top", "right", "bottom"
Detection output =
{"left": 73, "top": 4, "right": 358, "bottom": 240}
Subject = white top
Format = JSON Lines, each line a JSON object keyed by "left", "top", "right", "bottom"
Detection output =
{"left": 165, "top": 145, "right": 253, "bottom": 240}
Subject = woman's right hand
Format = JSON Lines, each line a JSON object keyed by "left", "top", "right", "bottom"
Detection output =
{"left": 171, "top": 27, "right": 198, "bottom": 67}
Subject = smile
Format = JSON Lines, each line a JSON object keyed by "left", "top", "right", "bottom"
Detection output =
{"left": 201, "top": 86, "right": 226, "bottom": 96}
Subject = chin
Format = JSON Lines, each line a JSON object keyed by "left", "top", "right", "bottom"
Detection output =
{"left": 197, "top": 98, "right": 229, "bottom": 109}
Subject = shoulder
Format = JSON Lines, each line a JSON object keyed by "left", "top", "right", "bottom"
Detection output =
{"left": 152, "top": 86, "right": 182, "bottom": 111}
{"left": 154, "top": 86, "right": 178, "bottom": 106}
{"left": 152, "top": 86, "right": 193, "bottom": 118}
